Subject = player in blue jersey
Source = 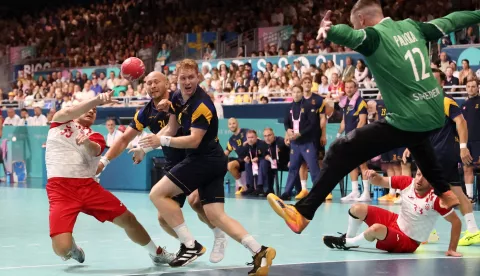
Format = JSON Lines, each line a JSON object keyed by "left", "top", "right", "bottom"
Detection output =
{"left": 97, "top": 71, "right": 228, "bottom": 263}
{"left": 139, "top": 59, "right": 275, "bottom": 274}
{"left": 296, "top": 76, "right": 328, "bottom": 200}
{"left": 224, "top": 118, "right": 250, "bottom": 194}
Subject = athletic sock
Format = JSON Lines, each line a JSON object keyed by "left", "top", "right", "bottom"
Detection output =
{"left": 213, "top": 227, "right": 226, "bottom": 238}
{"left": 345, "top": 232, "right": 369, "bottom": 247}
{"left": 241, "top": 235, "right": 262, "bottom": 255}
{"left": 362, "top": 180, "right": 370, "bottom": 195}
{"left": 301, "top": 180, "right": 308, "bottom": 190}
{"left": 389, "top": 188, "right": 396, "bottom": 196}
{"left": 466, "top": 184, "right": 474, "bottom": 198}
{"left": 235, "top": 179, "right": 242, "bottom": 190}
{"left": 346, "top": 211, "right": 363, "bottom": 238}
{"left": 464, "top": 213, "right": 479, "bottom": 233}
{"left": 143, "top": 240, "right": 159, "bottom": 255}
{"left": 351, "top": 181, "right": 359, "bottom": 193}
{"left": 173, "top": 223, "right": 195, "bottom": 248}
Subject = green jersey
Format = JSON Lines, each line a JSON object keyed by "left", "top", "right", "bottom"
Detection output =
{"left": 328, "top": 11, "right": 480, "bottom": 132}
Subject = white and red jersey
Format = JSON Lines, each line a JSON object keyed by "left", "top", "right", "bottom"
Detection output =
{"left": 390, "top": 176, "right": 453, "bottom": 242}
{"left": 46, "top": 120, "right": 106, "bottom": 179}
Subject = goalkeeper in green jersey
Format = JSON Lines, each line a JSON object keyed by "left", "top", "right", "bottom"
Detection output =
{"left": 268, "top": 0, "right": 480, "bottom": 235}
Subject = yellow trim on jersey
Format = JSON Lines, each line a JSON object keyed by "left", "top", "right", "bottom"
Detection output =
{"left": 318, "top": 101, "right": 326, "bottom": 114}
{"left": 353, "top": 100, "right": 367, "bottom": 116}
{"left": 227, "top": 142, "right": 233, "bottom": 151}
{"left": 444, "top": 97, "right": 458, "bottom": 117}
{"left": 192, "top": 103, "right": 213, "bottom": 124}
{"left": 133, "top": 111, "right": 144, "bottom": 131}
{"left": 170, "top": 103, "right": 176, "bottom": 112}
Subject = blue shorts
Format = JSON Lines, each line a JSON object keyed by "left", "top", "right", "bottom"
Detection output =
{"left": 167, "top": 155, "right": 227, "bottom": 205}
{"left": 468, "top": 141, "right": 480, "bottom": 165}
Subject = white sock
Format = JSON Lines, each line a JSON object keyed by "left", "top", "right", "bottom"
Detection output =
{"left": 213, "top": 227, "right": 226, "bottom": 238}
{"left": 143, "top": 240, "right": 158, "bottom": 255}
{"left": 352, "top": 181, "right": 359, "bottom": 193}
{"left": 173, "top": 223, "right": 195, "bottom": 248}
{"left": 235, "top": 179, "right": 242, "bottom": 189}
{"left": 345, "top": 232, "right": 369, "bottom": 247}
{"left": 389, "top": 188, "right": 396, "bottom": 196}
{"left": 464, "top": 213, "right": 479, "bottom": 233}
{"left": 362, "top": 180, "right": 370, "bottom": 196}
{"left": 466, "top": 184, "right": 474, "bottom": 198}
{"left": 346, "top": 213, "right": 363, "bottom": 238}
{"left": 301, "top": 180, "right": 308, "bottom": 190}
{"left": 241, "top": 235, "right": 262, "bottom": 255}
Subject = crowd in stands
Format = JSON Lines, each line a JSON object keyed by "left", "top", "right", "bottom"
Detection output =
{"left": 0, "top": 0, "right": 478, "bottom": 69}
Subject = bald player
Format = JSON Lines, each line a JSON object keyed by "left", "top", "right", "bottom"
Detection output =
{"left": 97, "top": 71, "right": 228, "bottom": 263}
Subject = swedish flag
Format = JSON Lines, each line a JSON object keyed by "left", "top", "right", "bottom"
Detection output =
{"left": 186, "top": 32, "right": 217, "bottom": 55}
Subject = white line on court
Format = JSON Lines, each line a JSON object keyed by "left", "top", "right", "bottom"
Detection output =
{"left": 1, "top": 245, "right": 15, "bottom": 248}
{"left": 27, "top": 243, "right": 40, "bottom": 246}
{"left": 113, "top": 255, "right": 480, "bottom": 276}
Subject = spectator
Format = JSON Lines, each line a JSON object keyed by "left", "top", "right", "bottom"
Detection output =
{"left": 318, "top": 75, "right": 330, "bottom": 96}
{"left": 439, "top": 52, "right": 450, "bottom": 73}
{"left": 30, "top": 107, "right": 48, "bottom": 126}
{"left": 18, "top": 108, "right": 31, "bottom": 126}
{"left": 342, "top": 57, "right": 355, "bottom": 82}
{"left": 324, "top": 60, "right": 340, "bottom": 82}
{"left": 3, "top": 108, "right": 21, "bottom": 126}
{"left": 461, "top": 26, "right": 479, "bottom": 44}
{"left": 355, "top": 59, "right": 369, "bottom": 85}
{"left": 459, "top": 59, "right": 474, "bottom": 85}
{"left": 105, "top": 118, "right": 123, "bottom": 147}
{"left": 445, "top": 67, "right": 460, "bottom": 92}
{"left": 203, "top": 42, "right": 217, "bottom": 60}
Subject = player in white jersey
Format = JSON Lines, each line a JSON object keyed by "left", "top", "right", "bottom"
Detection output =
{"left": 45, "top": 91, "right": 175, "bottom": 264}
{"left": 323, "top": 169, "right": 462, "bottom": 256}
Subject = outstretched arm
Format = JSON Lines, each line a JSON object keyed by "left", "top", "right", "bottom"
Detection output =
{"left": 53, "top": 91, "right": 114, "bottom": 123}
{"left": 364, "top": 170, "right": 390, "bottom": 188}
{"left": 443, "top": 210, "right": 462, "bottom": 257}
{"left": 423, "top": 11, "right": 480, "bottom": 41}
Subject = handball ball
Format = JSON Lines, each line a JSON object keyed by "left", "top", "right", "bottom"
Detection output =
{"left": 121, "top": 57, "right": 145, "bottom": 81}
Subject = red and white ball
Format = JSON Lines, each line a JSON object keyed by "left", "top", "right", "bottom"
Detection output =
{"left": 121, "top": 57, "right": 145, "bottom": 81}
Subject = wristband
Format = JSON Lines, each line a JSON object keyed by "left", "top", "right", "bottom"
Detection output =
{"left": 99, "top": 156, "right": 110, "bottom": 167}
{"left": 460, "top": 143, "right": 467, "bottom": 149}
{"left": 160, "top": 136, "right": 172, "bottom": 147}
{"left": 142, "top": 147, "right": 153, "bottom": 153}
{"left": 336, "top": 133, "right": 341, "bottom": 138}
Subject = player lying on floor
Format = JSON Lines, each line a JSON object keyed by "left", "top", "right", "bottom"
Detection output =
{"left": 323, "top": 169, "right": 462, "bottom": 256}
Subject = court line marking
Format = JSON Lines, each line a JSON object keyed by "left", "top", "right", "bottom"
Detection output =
{"left": 113, "top": 255, "right": 480, "bottom": 276}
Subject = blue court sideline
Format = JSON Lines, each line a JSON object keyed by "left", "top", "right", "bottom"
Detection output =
{"left": 1, "top": 180, "right": 479, "bottom": 276}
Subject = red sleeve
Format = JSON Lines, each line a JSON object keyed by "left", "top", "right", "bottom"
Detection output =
{"left": 89, "top": 133, "right": 106, "bottom": 156}
{"left": 433, "top": 197, "right": 454, "bottom": 217}
{"left": 390, "top": 176, "right": 413, "bottom": 190}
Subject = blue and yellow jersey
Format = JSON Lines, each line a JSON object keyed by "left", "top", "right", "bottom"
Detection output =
{"left": 169, "top": 87, "right": 223, "bottom": 157}
{"left": 342, "top": 97, "right": 367, "bottom": 134}
{"left": 226, "top": 128, "right": 249, "bottom": 158}
{"left": 376, "top": 99, "right": 388, "bottom": 120}
{"left": 430, "top": 96, "right": 462, "bottom": 159}
{"left": 130, "top": 94, "right": 185, "bottom": 165}
{"left": 304, "top": 93, "right": 326, "bottom": 139}
{"left": 461, "top": 95, "right": 480, "bottom": 142}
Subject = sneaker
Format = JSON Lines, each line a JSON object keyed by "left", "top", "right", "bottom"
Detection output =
{"left": 241, "top": 187, "right": 255, "bottom": 196}
{"left": 150, "top": 246, "right": 175, "bottom": 266}
{"left": 422, "top": 230, "right": 440, "bottom": 244}
{"left": 63, "top": 240, "right": 85, "bottom": 263}
{"left": 169, "top": 241, "right": 206, "bottom": 267}
{"left": 341, "top": 191, "right": 360, "bottom": 201}
{"left": 355, "top": 192, "right": 372, "bottom": 202}
{"left": 325, "top": 193, "right": 333, "bottom": 200}
{"left": 280, "top": 193, "right": 292, "bottom": 201}
{"left": 458, "top": 230, "right": 480, "bottom": 246}
{"left": 267, "top": 193, "right": 310, "bottom": 234}
{"left": 235, "top": 186, "right": 244, "bottom": 195}
{"left": 252, "top": 186, "right": 265, "bottom": 197}
{"left": 378, "top": 194, "right": 396, "bottom": 202}
{"left": 323, "top": 234, "right": 358, "bottom": 250}
{"left": 247, "top": 246, "right": 276, "bottom": 276}
{"left": 295, "top": 189, "right": 309, "bottom": 200}
{"left": 209, "top": 236, "right": 227, "bottom": 263}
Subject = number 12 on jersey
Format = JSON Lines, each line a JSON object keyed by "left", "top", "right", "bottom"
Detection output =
{"left": 404, "top": 47, "right": 430, "bottom": 82}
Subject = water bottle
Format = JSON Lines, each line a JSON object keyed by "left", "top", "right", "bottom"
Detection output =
{"left": 6, "top": 172, "right": 11, "bottom": 184}
{"left": 373, "top": 186, "right": 378, "bottom": 200}
{"left": 225, "top": 179, "right": 230, "bottom": 194}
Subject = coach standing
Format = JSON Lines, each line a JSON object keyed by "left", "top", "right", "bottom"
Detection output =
{"left": 281, "top": 85, "right": 320, "bottom": 200}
